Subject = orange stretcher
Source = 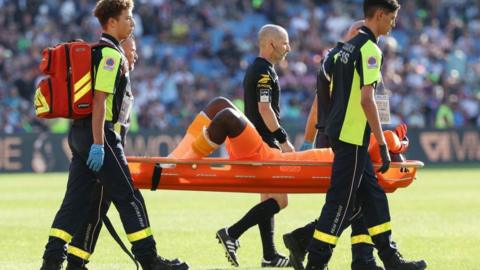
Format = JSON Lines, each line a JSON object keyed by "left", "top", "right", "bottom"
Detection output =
{"left": 127, "top": 157, "right": 424, "bottom": 193}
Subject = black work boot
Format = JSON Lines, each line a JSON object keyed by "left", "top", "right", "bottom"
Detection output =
{"left": 305, "top": 261, "right": 328, "bottom": 270}
{"left": 65, "top": 263, "right": 88, "bottom": 270}
{"left": 40, "top": 260, "right": 63, "bottom": 270}
{"left": 352, "top": 260, "right": 384, "bottom": 270}
{"left": 382, "top": 252, "right": 427, "bottom": 270}
{"left": 139, "top": 256, "right": 189, "bottom": 270}
{"left": 283, "top": 232, "right": 307, "bottom": 270}
{"left": 305, "top": 253, "right": 329, "bottom": 270}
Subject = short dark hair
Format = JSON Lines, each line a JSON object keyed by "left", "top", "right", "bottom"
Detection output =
{"left": 364, "top": 0, "right": 400, "bottom": 18}
{"left": 93, "top": 0, "right": 134, "bottom": 28}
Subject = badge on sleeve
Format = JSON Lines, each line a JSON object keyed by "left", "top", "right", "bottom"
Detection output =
{"left": 259, "top": 89, "right": 271, "bottom": 103}
{"left": 258, "top": 74, "right": 270, "bottom": 84}
{"left": 367, "top": 56, "right": 378, "bottom": 69}
{"left": 103, "top": 57, "right": 115, "bottom": 71}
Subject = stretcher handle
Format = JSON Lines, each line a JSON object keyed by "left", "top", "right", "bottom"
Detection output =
{"left": 126, "top": 157, "right": 424, "bottom": 168}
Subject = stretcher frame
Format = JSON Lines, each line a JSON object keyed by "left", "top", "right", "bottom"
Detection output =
{"left": 127, "top": 157, "right": 424, "bottom": 194}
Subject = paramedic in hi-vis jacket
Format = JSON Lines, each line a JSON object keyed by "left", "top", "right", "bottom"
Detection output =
{"left": 39, "top": 1, "right": 188, "bottom": 270}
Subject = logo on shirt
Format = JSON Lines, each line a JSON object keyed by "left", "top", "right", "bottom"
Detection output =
{"left": 367, "top": 56, "right": 378, "bottom": 69}
{"left": 259, "top": 89, "right": 271, "bottom": 103}
{"left": 257, "top": 74, "right": 270, "bottom": 84}
{"left": 103, "top": 57, "right": 115, "bottom": 71}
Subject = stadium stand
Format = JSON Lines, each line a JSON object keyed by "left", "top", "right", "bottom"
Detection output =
{"left": 0, "top": 0, "right": 478, "bottom": 134}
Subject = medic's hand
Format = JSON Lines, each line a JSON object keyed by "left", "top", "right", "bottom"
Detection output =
{"left": 299, "top": 141, "right": 314, "bottom": 151}
{"left": 87, "top": 144, "right": 105, "bottom": 172}
{"left": 280, "top": 140, "right": 295, "bottom": 153}
{"left": 377, "top": 144, "right": 391, "bottom": 174}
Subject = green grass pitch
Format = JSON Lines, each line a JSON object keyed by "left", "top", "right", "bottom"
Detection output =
{"left": 1, "top": 167, "right": 479, "bottom": 270}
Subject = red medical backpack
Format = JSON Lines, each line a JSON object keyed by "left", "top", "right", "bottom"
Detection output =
{"left": 34, "top": 41, "right": 110, "bottom": 119}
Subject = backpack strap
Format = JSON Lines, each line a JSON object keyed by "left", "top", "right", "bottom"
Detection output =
{"left": 103, "top": 215, "right": 139, "bottom": 270}
{"left": 151, "top": 163, "right": 162, "bottom": 191}
{"left": 92, "top": 40, "right": 128, "bottom": 74}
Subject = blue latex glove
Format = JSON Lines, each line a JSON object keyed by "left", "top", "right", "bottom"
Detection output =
{"left": 299, "top": 141, "right": 314, "bottom": 151}
{"left": 87, "top": 144, "right": 105, "bottom": 172}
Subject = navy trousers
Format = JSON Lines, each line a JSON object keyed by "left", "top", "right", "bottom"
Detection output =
{"left": 308, "top": 138, "right": 396, "bottom": 264}
{"left": 43, "top": 119, "right": 156, "bottom": 262}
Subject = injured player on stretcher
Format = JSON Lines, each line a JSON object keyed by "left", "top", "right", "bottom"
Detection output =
{"left": 168, "top": 97, "right": 409, "bottom": 164}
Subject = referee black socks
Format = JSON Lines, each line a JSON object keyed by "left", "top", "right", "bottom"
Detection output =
{"left": 227, "top": 198, "right": 280, "bottom": 241}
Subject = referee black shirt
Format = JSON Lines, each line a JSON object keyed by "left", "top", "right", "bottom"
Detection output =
{"left": 244, "top": 57, "right": 281, "bottom": 148}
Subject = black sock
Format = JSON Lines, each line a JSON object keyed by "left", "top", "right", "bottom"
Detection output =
{"left": 291, "top": 220, "right": 316, "bottom": 250}
{"left": 228, "top": 198, "right": 280, "bottom": 241}
{"left": 259, "top": 216, "right": 276, "bottom": 260}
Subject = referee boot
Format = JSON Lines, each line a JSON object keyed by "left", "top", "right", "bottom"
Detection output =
{"left": 382, "top": 252, "right": 427, "bottom": 270}
{"left": 261, "top": 253, "right": 292, "bottom": 267}
{"left": 283, "top": 232, "right": 307, "bottom": 270}
{"left": 216, "top": 228, "right": 240, "bottom": 266}
{"left": 40, "top": 260, "right": 63, "bottom": 270}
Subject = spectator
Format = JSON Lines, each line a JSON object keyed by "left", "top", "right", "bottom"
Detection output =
{"left": 0, "top": 0, "right": 479, "bottom": 134}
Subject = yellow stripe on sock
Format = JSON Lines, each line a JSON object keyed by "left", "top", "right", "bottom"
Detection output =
{"left": 186, "top": 113, "right": 211, "bottom": 137}
{"left": 192, "top": 128, "right": 218, "bottom": 157}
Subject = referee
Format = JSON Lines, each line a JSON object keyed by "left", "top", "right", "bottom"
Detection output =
{"left": 216, "top": 24, "right": 293, "bottom": 268}
{"left": 305, "top": 1, "right": 427, "bottom": 270}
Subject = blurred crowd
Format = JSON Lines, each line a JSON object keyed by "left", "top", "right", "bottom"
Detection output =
{"left": 0, "top": 0, "right": 479, "bottom": 134}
